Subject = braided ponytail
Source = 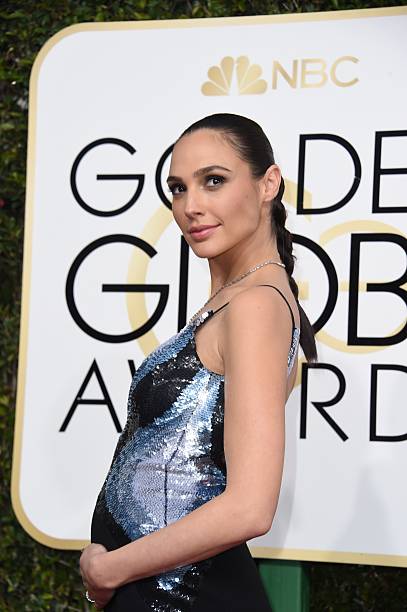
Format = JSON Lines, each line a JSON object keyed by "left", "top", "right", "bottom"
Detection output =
{"left": 178, "top": 113, "right": 317, "bottom": 362}
{"left": 272, "top": 177, "right": 317, "bottom": 362}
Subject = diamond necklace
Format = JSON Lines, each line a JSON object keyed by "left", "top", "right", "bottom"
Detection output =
{"left": 190, "top": 258, "right": 285, "bottom": 323}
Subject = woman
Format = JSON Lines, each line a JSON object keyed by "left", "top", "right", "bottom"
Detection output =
{"left": 80, "top": 113, "right": 317, "bottom": 611}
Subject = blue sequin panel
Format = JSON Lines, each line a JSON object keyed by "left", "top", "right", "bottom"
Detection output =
{"left": 288, "top": 327, "right": 300, "bottom": 375}
{"left": 105, "top": 367, "right": 226, "bottom": 539}
{"left": 102, "top": 322, "right": 226, "bottom": 610}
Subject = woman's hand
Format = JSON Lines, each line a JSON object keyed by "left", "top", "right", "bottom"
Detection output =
{"left": 80, "top": 543, "right": 115, "bottom": 610}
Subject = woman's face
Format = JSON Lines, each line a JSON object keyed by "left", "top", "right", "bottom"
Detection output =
{"left": 167, "top": 129, "right": 277, "bottom": 260}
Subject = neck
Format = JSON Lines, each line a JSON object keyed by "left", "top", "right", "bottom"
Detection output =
{"left": 207, "top": 238, "right": 281, "bottom": 296}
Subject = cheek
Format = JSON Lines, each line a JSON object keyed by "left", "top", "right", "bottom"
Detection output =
{"left": 224, "top": 191, "right": 259, "bottom": 232}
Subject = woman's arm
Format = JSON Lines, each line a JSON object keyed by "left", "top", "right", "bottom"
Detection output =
{"left": 82, "top": 285, "right": 292, "bottom": 592}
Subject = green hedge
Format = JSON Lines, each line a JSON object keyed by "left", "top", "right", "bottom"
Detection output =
{"left": 1, "top": 1, "right": 406, "bottom": 610}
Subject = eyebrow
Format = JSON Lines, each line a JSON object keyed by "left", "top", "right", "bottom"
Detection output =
{"left": 166, "top": 165, "right": 232, "bottom": 184}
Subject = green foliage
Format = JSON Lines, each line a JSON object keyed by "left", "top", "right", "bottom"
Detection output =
{"left": 308, "top": 562, "right": 407, "bottom": 612}
{"left": 1, "top": 1, "right": 406, "bottom": 610}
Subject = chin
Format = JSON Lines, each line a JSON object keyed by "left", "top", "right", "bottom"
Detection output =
{"left": 190, "top": 244, "right": 232, "bottom": 261}
{"left": 188, "top": 246, "right": 217, "bottom": 259}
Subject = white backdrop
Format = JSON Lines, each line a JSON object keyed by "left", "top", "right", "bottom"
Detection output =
{"left": 12, "top": 7, "right": 407, "bottom": 566}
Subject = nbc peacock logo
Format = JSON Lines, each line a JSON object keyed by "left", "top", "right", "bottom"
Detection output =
{"left": 201, "top": 56, "right": 268, "bottom": 96}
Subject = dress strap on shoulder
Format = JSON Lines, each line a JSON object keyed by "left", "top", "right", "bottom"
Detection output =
{"left": 211, "top": 302, "right": 229, "bottom": 316}
{"left": 193, "top": 301, "right": 229, "bottom": 328}
{"left": 198, "top": 285, "right": 298, "bottom": 330}
{"left": 256, "top": 284, "right": 296, "bottom": 331}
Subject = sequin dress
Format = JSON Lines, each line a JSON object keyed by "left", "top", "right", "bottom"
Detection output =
{"left": 91, "top": 285, "right": 300, "bottom": 611}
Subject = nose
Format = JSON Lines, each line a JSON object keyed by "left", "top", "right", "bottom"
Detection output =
{"left": 183, "top": 187, "right": 204, "bottom": 219}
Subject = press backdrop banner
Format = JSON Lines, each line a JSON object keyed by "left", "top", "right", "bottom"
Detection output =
{"left": 12, "top": 7, "right": 407, "bottom": 566}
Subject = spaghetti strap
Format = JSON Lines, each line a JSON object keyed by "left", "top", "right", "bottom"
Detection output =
{"left": 256, "top": 284, "right": 296, "bottom": 331}
{"left": 206, "top": 285, "right": 297, "bottom": 328}
{"left": 211, "top": 301, "right": 229, "bottom": 316}
{"left": 192, "top": 301, "right": 229, "bottom": 328}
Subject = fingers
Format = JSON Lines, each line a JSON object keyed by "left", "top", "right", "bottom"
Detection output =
{"left": 94, "top": 595, "right": 109, "bottom": 610}
{"left": 85, "top": 589, "right": 114, "bottom": 610}
{"left": 85, "top": 589, "right": 96, "bottom": 604}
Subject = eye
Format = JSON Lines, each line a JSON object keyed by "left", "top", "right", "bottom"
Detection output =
{"left": 206, "top": 175, "right": 225, "bottom": 188}
{"left": 167, "top": 183, "right": 185, "bottom": 196}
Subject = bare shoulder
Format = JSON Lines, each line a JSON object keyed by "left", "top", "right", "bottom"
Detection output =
{"left": 223, "top": 284, "right": 296, "bottom": 332}
{"left": 219, "top": 284, "right": 296, "bottom": 364}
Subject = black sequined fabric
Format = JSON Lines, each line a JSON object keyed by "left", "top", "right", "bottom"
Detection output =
{"left": 91, "top": 304, "right": 299, "bottom": 611}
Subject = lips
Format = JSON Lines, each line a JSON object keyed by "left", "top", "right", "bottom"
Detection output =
{"left": 189, "top": 224, "right": 220, "bottom": 240}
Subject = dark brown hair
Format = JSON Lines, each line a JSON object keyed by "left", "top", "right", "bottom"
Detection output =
{"left": 178, "top": 113, "right": 317, "bottom": 362}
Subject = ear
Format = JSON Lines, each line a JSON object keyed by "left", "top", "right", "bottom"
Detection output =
{"left": 261, "top": 164, "right": 281, "bottom": 202}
